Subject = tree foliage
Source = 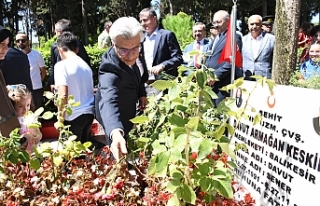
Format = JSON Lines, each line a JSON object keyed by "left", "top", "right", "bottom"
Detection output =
{"left": 0, "top": 0, "right": 318, "bottom": 46}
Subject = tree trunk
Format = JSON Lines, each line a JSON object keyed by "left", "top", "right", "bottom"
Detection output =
{"left": 82, "top": 0, "right": 88, "bottom": 45}
{"left": 272, "top": 0, "right": 301, "bottom": 85}
{"left": 168, "top": 0, "right": 173, "bottom": 15}
{"left": 262, "top": 0, "right": 267, "bottom": 17}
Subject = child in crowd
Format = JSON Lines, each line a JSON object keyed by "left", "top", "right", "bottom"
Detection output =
{"left": 7, "top": 84, "right": 42, "bottom": 153}
{"left": 300, "top": 41, "right": 320, "bottom": 80}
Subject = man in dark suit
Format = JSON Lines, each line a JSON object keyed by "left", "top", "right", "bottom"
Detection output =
{"left": 0, "top": 25, "right": 33, "bottom": 92}
{"left": 183, "top": 22, "right": 210, "bottom": 69}
{"left": 95, "top": 17, "right": 148, "bottom": 160}
{"left": 47, "top": 19, "right": 90, "bottom": 92}
{"left": 139, "top": 7, "right": 183, "bottom": 96}
{"left": 205, "top": 10, "right": 242, "bottom": 107}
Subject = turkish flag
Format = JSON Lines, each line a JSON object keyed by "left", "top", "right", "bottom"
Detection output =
{"left": 218, "top": 21, "right": 242, "bottom": 68}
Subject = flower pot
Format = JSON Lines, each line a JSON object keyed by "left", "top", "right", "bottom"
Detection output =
{"left": 40, "top": 119, "right": 59, "bottom": 140}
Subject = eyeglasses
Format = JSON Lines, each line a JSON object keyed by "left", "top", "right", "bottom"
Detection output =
{"left": 115, "top": 45, "right": 141, "bottom": 57}
{"left": 15, "top": 39, "right": 27, "bottom": 43}
{"left": 6, "top": 84, "right": 27, "bottom": 90}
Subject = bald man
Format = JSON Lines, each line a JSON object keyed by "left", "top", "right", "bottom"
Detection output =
{"left": 242, "top": 15, "right": 275, "bottom": 80}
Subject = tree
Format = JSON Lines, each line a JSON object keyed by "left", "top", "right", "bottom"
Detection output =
{"left": 272, "top": 0, "right": 301, "bottom": 85}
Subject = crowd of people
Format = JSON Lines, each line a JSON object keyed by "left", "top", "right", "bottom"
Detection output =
{"left": 0, "top": 8, "right": 319, "bottom": 159}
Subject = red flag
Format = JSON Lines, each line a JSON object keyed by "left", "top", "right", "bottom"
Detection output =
{"left": 218, "top": 20, "right": 242, "bottom": 68}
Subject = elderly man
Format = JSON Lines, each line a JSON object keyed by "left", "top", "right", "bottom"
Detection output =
{"left": 183, "top": 22, "right": 210, "bottom": 69}
{"left": 205, "top": 10, "right": 242, "bottom": 107}
{"left": 95, "top": 17, "right": 148, "bottom": 160}
{"left": 15, "top": 32, "right": 46, "bottom": 109}
{"left": 242, "top": 15, "right": 275, "bottom": 80}
{"left": 139, "top": 7, "right": 183, "bottom": 96}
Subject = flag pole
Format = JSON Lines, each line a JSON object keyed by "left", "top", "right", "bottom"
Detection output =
{"left": 230, "top": 1, "right": 237, "bottom": 97}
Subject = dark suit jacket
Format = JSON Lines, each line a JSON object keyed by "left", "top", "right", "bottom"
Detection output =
{"left": 149, "top": 28, "right": 183, "bottom": 78}
{"left": 205, "top": 32, "right": 242, "bottom": 106}
{"left": 47, "top": 40, "right": 91, "bottom": 86}
{"left": 0, "top": 47, "right": 33, "bottom": 92}
{"left": 95, "top": 47, "right": 148, "bottom": 145}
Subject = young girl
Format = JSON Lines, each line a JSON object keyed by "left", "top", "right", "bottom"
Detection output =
{"left": 7, "top": 84, "right": 42, "bottom": 154}
{"left": 300, "top": 41, "right": 320, "bottom": 80}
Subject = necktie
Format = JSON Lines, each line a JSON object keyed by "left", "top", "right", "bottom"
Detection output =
{"left": 195, "top": 41, "right": 201, "bottom": 69}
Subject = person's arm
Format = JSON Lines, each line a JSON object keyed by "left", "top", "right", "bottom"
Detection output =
{"left": 38, "top": 52, "right": 47, "bottom": 82}
{"left": 151, "top": 31, "right": 183, "bottom": 75}
{"left": 40, "top": 66, "right": 46, "bottom": 82}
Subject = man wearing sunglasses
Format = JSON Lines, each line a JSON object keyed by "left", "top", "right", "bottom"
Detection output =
{"left": 15, "top": 32, "right": 46, "bottom": 110}
{"left": 95, "top": 17, "right": 148, "bottom": 160}
{"left": 0, "top": 25, "right": 33, "bottom": 92}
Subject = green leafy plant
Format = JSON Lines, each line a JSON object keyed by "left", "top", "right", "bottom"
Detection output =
{"left": 162, "top": 12, "right": 194, "bottom": 50}
{"left": 127, "top": 66, "right": 273, "bottom": 205}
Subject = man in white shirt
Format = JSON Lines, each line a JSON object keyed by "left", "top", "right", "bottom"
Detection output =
{"left": 54, "top": 32, "right": 95, "bottom": 144}
{"left": 15, "top": 32, "right": 46, "bottom": 109}
{"left": 242, "top": 15, "right": 275, "bottom": 80}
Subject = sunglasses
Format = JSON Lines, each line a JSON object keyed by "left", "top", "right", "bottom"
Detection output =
{"left": 6, "top": 84, "right": 27, "bottom": 90}
{"left": 115, "top": 45, "right": 141, "bottom": 57}
{"left": 15, "top": 39, "right": 27, "bottom": 43}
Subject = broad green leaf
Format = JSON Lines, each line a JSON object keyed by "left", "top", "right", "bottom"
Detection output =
{"left": 68, "top": 95, "right": 75, "bottom": 101}
{"left": 42, "top": 111, "right": 54, "bottom": 120}
{"left": 196, "top": 70, "right": 206, "bottom": 89}
{"left": 68, "top": 135, "right": 77, "bottom": 142}
{"left": 34, "top": 107, "right": 44, "bottom": 116}
{"left": 199, "top": 162, "right": 211, "bottom": 176}
{"left": 253, "top": 114, "right": 262, "bottom": 125}
{"left": 151, "top": 140, "right": 167, "bottom": 154}
{"left": 18, "top": 151, "right": 30, "bottom": 162}
{"left": 43, "top": 91, "right": 54, "bottom": 100}
{"left": 130, "top": 115, "right": 149, "bottom": 124}
{"left": 8, "top": 154, "right": 18, "bottom": 164}
{"left": 175, "top": 104, "right": 188, "bottom": 112}
{"left": 174, "top": 134, "right": 187, "bottom": 152}
{"left": 215, "top": 125, "right": 226, "bottom": 140}
{"left": 188, "top": 50, "right": 201, "bottom": 56}
{"left": 168, "top": 113, "right": 185, "bottom": 127}
{"left": 166, "top": 179, "right": 181, "bottom": 193}
{"left": 179, "top": 184, "right": 196, "bottom": 204}
{"left": 71, "top": 101, "right": 81, "bottom": 107}
{"left": 167, "top": 193, "right": 180, "bottom": 206}
{"left": 198, "top": 139, "right": 213, "bottom": 159}
{"left": 74, "top": 143, "right": 86, "bottom": 153}
{"left": 168, "top": 85, "right": 181, "bottom": 100}
{"left": 213, "top": 179, "right": 233, "bottom": 199}
{"left": 30, "top": 158, "right": 41, "bottom": 170}
{"left": 27, "top": 123, "right": 40, "bottom": 129}
{"left": 219, "top": 143, "right": 236, "bottom": 159}
{"left": 83, "top": 142, "right": 92, "bottom": 148}
{"left": 66, "top": 107, "right": 73, "bottom": 116}
{"left": 53, "top": 155, "right": 63, "bottom": 167}
{"left": 147, "top": 156, "right": 157, "bottom": 175}
{"left": 156, "top": 114, "right": 166, "bottom": 128}
{"left": 169, "top": 148, "right": 182, "bottom": 163}
{"left": 172, "top": 127, "right": 186, "bottom": 137}
{"left": 234, "top": 77, "right": 244, "bottom": 88}
{"left": 155, "top": 151, "right": 170, "bottom": 177}
{"left": 189, "top": 137, "right": 202, "bottom": 152}
{"left": 200, "top": 177, "right": 213, "bottom": 192}
{"left": 227, "top": 161, "right": 237, "bottom": 168}
{"left": 151, "top": 80, "right": 174, "bottom": 90}
{"left": 186, "top": 117, "right": 200, "bottom": 130}
{"left": 204, "top": 87, "right": 218, "bottom": 99}
{"left": 266, "top": 79, "right": 276, "bottom": 92}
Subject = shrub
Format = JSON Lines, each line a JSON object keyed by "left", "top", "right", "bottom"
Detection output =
{"left": 162, "top": 12, "right": 194, "bottom": 51}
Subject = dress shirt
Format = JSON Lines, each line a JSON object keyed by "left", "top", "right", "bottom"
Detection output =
{"left": 251, "top": 34, "right": 263, "bottom": 59}
{"left": 143, "top": 28, "right": 159, "bottom": 80}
